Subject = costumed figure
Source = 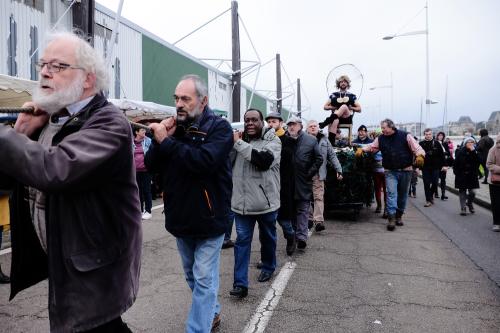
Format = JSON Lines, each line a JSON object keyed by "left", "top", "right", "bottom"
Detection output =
{"left": 321, "top": 75, "right": 362, "bottom": 146}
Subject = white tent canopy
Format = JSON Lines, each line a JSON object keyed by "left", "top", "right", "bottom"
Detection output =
{"left": 0, "top": 74, "right": 37, "bottom": 107}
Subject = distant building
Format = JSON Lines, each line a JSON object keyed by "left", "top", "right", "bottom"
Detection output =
{"left": 486, "top": 111, "right": 500, "bottom": 135}
{"left": 396, "top": 122, "right": 425, "bottom": 137}
{"left": 448, "top": 116, "right": 475, "bottom": 136}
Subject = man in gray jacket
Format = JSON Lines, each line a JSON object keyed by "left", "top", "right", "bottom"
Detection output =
{"left": 286, "top": 117, "right": 323, "bottom": 250}
{"left": 306, "top": 120, "right": 343, "bottom": 232}
{"left": 230, "top": 109, "right": 281, "bottom": 298}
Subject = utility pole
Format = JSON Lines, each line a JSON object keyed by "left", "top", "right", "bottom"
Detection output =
{"left": 231, "top": 1, "right": 241, "bottom": 122}
{"left": 276, "top": 53, "right": 282, "bottom": 114}
{"left": 72, "top": 0, "right": 95, "bottom": 45}
{"left": 297, "top": 78, "right": 301, "bottom": 118}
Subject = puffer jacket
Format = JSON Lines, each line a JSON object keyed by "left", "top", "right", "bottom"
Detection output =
{"left": 231, "top": 127, "right": 281, "bottom": 215}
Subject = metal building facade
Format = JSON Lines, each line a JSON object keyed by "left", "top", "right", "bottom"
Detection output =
{"left": 0, "top": 0, "right": 72, "bottom": 79}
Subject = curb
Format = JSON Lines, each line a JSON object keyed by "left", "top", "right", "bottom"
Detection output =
{"left": 445, "top": 184, "right": 491, "bottom": 210}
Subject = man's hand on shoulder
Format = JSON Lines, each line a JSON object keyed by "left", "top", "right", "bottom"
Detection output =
{"left": 14, "top": 102, "right": 49, "bottom": 136}
{"left": 150, "top": 117, "right": 176, "bottom": 144}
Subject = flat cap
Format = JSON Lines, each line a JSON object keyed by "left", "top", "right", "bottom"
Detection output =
{"left": 286, "top": 116, "right": 303, "bottom": 125}
{"left": 264, "top": 112, "right": 283, "bottom": 121}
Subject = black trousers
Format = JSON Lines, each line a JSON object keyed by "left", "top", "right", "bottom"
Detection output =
{"left": 83, "top": 317, "right": 132, "bottom": 333}
{"left": 489, "top": 184, "right": 500, "bottom": 226}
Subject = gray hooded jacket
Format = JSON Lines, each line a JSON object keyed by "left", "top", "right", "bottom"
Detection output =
{"left": 231, "top": 127, "right": 281, "bottom": 215}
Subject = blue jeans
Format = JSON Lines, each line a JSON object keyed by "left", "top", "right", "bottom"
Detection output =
{"left": 277, "top": 219, "right": 294, "bottom": 238}
{"left": 176, "top": 234, "right": 224, "bottom": 333}
{"left": 385, "top": 170, "right": 412, "bottom": 217}
{"left": 422, "top": 169, "right": 440, "bottom": 202}
{"left": 233, "top": 210, "right": 278, "bottom": 288}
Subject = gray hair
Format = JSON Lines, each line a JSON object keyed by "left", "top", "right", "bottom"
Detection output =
{"left": 42, "top": 30, "right": 109, "bottom": 92}
{"left": 381, "top": 118, "right": 396, "bottom": 130}
{"left": 307, "top": 120, "right": 318, "bottom": 126}
{"left": 180, "top": 74, "right": 208, "bottom": 101}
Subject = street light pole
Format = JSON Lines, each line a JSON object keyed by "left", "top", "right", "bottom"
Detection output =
{"left": 369, "top": 71, "right": 394, "bottom": 118}
{"left": 425, "top": 1, "right": 430, "bottom": 127}
{"left": 383, "top": 1, "right": 431, "bottom": 126}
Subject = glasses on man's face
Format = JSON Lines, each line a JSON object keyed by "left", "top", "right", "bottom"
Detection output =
{"left": 35, "top": 61, "right": 84, "bottom": 73}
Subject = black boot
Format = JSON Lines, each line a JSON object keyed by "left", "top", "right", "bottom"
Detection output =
{"left": 328, "top": 132, "right": 336, "bottom": 146}
{"left": 0, "top": 266, "right": 10, "bottom": 284}
{"left": 319, "top": 114, "right": 337, "bottom": 129}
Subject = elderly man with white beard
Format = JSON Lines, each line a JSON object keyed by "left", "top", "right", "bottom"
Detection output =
{"left": 0, "top": 31, "right": 142, "bottom": 332}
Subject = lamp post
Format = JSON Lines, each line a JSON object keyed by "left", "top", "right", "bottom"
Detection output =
{"left": 383, "top": 2, "right": 431, "bottom": 126}
{"left": 369, "top": 72, "right": 394, "bottom": 119}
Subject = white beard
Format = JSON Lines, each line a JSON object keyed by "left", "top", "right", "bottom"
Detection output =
{"left": 32, "top": 73, "right": 85, "bottom": 114}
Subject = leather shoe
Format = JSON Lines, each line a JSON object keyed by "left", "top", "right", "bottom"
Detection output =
{"left": 285, "top": 235, "right": 296, "bottom": 256}
{"left": 257, "top": 271, "right": 273, "bottom": 282}
{"left": 211, "top": 313, "right": 221, "bottom": 332}
{"left": 297, "top": 240, "right": 307, "bottom": 249}
{"left": 315, "top": 222, "right": 326, "bottom": 232}
{"left": 229, "top": 286, "right": 248, "bottom": 298}
{"left": 221, "top": 240, "right": 234, "bottom": 249}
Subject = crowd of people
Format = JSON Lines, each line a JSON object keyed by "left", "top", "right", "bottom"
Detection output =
{"left": 1, "top": 30, "right": 499, "bottom": 333}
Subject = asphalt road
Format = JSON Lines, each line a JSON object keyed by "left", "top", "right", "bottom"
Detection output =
{"left": 0, "top": 188, "right": 499, "bottom": 333}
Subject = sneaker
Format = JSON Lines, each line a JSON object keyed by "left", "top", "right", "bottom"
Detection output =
{"left": 211, "top": 313, "right": 221, "bottom": 332}
{"left": 315, "top": 222, "right": 325, "bottom": 232}
{"left": 424, "top": 202, "right": 433, "bottom": 207}
{"left": 493, "top": 225, "right": 500, "bottom": 232}
{"left": 142, "top": 212, "right": 152, "bottom": 220}
{"left": 297, "top": 240, "right": 307, "bottom": 249}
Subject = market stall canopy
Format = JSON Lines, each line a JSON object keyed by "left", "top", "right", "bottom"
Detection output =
{"left": 0, "top": 74, "right": 37, "bottom": 107}
{"left": 108, "top": 98, "right": 176, "bottom": 123}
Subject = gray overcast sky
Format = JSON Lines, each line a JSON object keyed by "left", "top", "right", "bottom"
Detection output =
{"left": 98, "top": 0, "right": 500, "bottom": 129}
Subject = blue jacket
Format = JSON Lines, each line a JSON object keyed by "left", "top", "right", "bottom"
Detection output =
{"left": 145, "top": 107, "right": 233, "bottom": 238}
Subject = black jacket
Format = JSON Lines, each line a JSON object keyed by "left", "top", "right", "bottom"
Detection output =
{"left": 290, "top": 131, "right": 323, "bottom": 201}
{"left": 0, "top": 94, "right": 142, "bottom": 332}
{"left": 453, "top": 147, "right": 480, "bottom": 189}
{"left": 277, "top": 132, "right": 296, "bottom": 220}
{"left": 146, "top": 107, "right": 233, "bottom": 238}
{"left": 419, "top": 139, "right": 445, "bottom": 170}
{"left": 477, "top": 136, "right": 494, "bottom": 162}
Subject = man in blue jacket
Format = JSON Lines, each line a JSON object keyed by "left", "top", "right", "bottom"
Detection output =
{"left": 146, "top": 75, "right": 233, "bottom": 333}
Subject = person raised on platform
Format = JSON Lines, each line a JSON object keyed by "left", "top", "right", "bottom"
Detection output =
{"left": 321, "top": 75, "right": 362, "bottom": 146}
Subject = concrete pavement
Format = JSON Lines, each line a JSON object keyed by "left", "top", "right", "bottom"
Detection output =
{"left": 0, "top": 196, "right": 499, "bottom": 332}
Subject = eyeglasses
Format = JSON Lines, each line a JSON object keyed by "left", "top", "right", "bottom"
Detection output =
{"left": 35, "top": 61, "right": 85, "bottom": 73}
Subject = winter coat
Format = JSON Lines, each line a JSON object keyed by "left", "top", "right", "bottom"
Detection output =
{"left": 0, "top": 94, "right": 142, "bottom": 332}
{"left": 453, "top": 147, "right": 480, "bottom": 189}
{"left": 419, "top": 139, "right": 445, "bottom": 170}
{"left": 486, "top": 136, "right": 500, "bottom": 185}
{"left": 276, "top": 130, "right": 296, "bottom": 220}
{"left": 145, "top": 107, "right": 234, "bottom": 238}
{"left": 291, "top": 131, "right": 323, "bottom": 201}
{"left": 477, "top": 135, "right": 494, "bottom": 163}
{"left": 231, "top": 127, "right": 281, "bottom": 215}
{"left": 315, "top": 133, "right": 342, "bottom": 181}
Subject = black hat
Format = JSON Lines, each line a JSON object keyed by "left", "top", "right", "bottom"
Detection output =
{"left": 358, "top": 125, "right": 368, "bottom": 132}
{"left": 264, "top": 112, "right": 283, "bottom": 121}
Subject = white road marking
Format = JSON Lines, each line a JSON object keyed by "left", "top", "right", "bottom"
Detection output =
{"left": 152, "top": 204, "right": 164, "bottom": 211}
{"left": 0, "top": 247, "right": 12, "bottom": 256}
{"left": 242, "top": 261, "right": 297, "bottom": 333}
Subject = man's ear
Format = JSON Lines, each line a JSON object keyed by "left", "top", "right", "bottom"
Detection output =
{"left": 83, "top": 72, "right": 97, "bottom": 90}
{"left": 201, "top": 95, "right": 208, "bottom": 108}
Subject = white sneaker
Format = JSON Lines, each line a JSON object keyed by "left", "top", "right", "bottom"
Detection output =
{"left": 493, "top": 225, "right": 500, "bottom": 232}
{"left": 142, "top": 212, "right": 152, "bottom": 220}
